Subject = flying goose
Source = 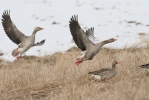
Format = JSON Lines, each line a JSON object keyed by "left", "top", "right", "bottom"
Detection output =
{"left": 1, "top": 10, "right": 45, "bottom": 60}
{"left": 69, "top": 15, "right": 117, "bottom": 66}
{"left": 88, "top": 61, "right": 120, "bottom": 83}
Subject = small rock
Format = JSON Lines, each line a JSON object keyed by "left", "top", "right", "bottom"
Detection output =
{"left": 94, "top": 7, "right": 103, "bottom": 10}
{"left": 138, "top": 33, "right": 147, "bottom": 36}
{"left": 0, "top": 53, "right": 3, "bottom": 56}
{"left": 94, "top": 7, "right": 99, "bottom": 10}
{"left": 35, "top": 17, "right": 39, "bottom": 20}
{"left": 136, "top": 22, "right": 142, "bottom": 25}
{"left": 52, "top": 21, "right": 59, "bottom": 25}
{"left": 127, "top": 21, "right": 136, "bottom": 23}
{"left": 40, "top": 19, "right": 46, "bottom": 21}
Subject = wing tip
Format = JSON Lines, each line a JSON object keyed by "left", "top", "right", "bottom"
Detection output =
{"left": 3, "top": 10, "right": 10, "bottom": 16}
{"left": 69, "top": 15, "right": 80, "bottom": 30}
{"left": 2, "top": 10, "right": 10, "bottom": 21}
{"left": 42, "top": 39, "right": 46, "bottom": 43}
{"left": 70, "top": 15, "right": 78, "bottom": 22}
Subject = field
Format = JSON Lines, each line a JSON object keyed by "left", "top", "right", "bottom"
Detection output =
{"left": 0, "top": 46, "right": 149, "bottom": 100}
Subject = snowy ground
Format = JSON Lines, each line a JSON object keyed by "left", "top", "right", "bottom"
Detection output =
{"left": 1, "top": 0, "right": 149, "bottom": 61}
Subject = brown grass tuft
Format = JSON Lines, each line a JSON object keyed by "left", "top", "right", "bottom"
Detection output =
{"left": 66, "top": 46, "right": 81, "bottom": 52}
{"left": 0, "top": 47, "right": 149, "bottom": 100}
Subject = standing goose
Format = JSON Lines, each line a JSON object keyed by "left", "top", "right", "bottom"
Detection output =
{"left": 1, "top": 10, "right": 45, "bottom": 60}
{"left": 88, "top": 61, "right": 120, "bottom": 83}
{"left": 69, "top": 15, "right": 117, "bottom": 66}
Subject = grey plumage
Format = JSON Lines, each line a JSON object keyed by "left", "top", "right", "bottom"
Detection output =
{"left": 2, "top": 10, "right": 27, "bottom": 44}
{"left": 71, "top": 27, "right": 95, "bottom": 43}
{"left": 33, "top": 39, "right": 45, "bottom": 46}
{"left": 69, "top": 15, "right": 93, "bottom": 51}
{"left": 69, "top": 15, "right": 117, "bottom": 65}
{"left": 1, "top": 10, "right": 45, "bottom": 59}
{"left": 85, "top": 27, "right": 95, "bottom": 40}
{"left": 88, "top": 61, "right": 120, "bottom": 81}
{"left": 2, "top": 10, "right": 45, "bottom": 47}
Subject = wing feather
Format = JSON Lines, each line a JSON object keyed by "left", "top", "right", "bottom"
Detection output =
{"left": 88, "top": 68, "right": 111, "bottom": 75}
{"left": 1, "top": 10, "right": 27, "bottom": 45}
{"left": 69, "top": 15, "right": 93, "bottom": 51}
{"left": 33, "top": 39, "right": 45, "bottom": 46}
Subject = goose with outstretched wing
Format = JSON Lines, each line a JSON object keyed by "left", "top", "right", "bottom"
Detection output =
{"left": 69, "top": 15, "right": 117, "bottom": 66}
{"left": 2, "top": 10, "right": 45, "bottom": 60}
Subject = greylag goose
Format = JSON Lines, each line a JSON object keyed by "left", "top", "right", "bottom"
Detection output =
{"left": 69, "top": 15, "right": 117, "bottom": 66}
{"left": 88, "top": 61, "right": 120, "bottom": 83}
{"left": 2, "top": 10, "right": 45, "bottom": 60}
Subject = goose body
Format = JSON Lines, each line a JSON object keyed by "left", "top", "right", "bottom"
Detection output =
{"left": 69, "top": 15, "right": 117, "bottom": 66}
{"left": 1, "top": 10, "right": 45, "bottom": 60}
{"left": 11, "top": 35, "right": 35, "bottom": 56}
{"left": 88, "top": 61, "right": 120, "bottom": 82}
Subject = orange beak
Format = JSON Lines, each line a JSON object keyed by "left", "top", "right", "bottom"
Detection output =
{"left": 40, "top": 27, "right": 44, "bottom": 30}
{"left": 113, "top": 38, "right": 117, "bottom": 41}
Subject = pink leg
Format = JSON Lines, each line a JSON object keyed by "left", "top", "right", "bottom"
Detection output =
{"left": 102, "top": 79, "right": 106, "bottom": 83}
{"left": 13, "top": 48, "right": 19, "bottom": 57}
{"left": 17, "top": 54, "right": 22, "bottom": 60}
{"left": 74, "top": 58, "right": 83, "bottom": 66}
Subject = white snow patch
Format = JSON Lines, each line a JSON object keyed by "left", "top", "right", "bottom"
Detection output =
{"left": 0, "top": 0, "right": 149, "bottom": 61}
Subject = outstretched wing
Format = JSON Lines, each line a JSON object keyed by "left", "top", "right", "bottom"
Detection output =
{"left": 69, "top": 15, "right": 93, "bottom": 51}
{"left": 71, "top": 27, "right": 94, "bottom": 43}
{"left": 1, "top": 10, "right": 27, "bottom": 45}
{"left": 85, "top": 27, "right": 94, "bottom": 39}
{"left": 33, "top": 39, "right": 46, "bottom": 46}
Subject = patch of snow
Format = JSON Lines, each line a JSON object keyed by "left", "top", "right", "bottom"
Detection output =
{"left": 0, "top": 0, "right": 149, "bottom": 61}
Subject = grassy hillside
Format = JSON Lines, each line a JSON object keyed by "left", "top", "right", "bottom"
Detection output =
{"left": 0, "top": 47, "right": 149, "bottom": 100}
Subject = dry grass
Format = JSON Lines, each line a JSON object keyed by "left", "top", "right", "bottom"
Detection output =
{"left": 0, "top": 47, "right": 149, "bottom": 100}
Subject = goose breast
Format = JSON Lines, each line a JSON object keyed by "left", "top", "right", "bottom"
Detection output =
{"left": 19, "top": 36, "right": 35, "bottom": 52}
